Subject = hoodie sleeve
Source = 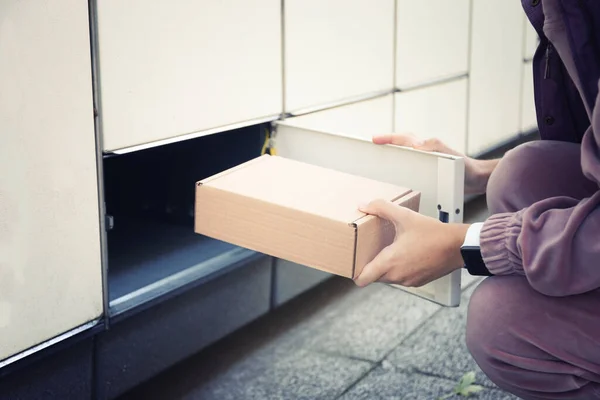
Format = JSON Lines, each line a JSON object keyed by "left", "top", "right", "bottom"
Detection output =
{"left": 479, "top": 84, "right": 600, "bottom": 297}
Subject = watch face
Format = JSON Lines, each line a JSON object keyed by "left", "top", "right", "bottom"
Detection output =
{"left": 461, "top": 246, "right": 479, "bottom": 263}
{"left": 461, "top": 246, "right": 492, "bottom": 276}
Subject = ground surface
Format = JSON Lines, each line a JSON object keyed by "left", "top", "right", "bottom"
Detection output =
{"left": 121, "top": 197, "right": 519, "bottom": 400}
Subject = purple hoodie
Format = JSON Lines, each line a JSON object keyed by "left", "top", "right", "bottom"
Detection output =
{"left": 480, "top": 0, "right": 600, "bottom": 295}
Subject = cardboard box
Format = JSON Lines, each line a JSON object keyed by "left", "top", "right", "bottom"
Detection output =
{"left": 194, "top": 154, "right": 420, "bottom": 279}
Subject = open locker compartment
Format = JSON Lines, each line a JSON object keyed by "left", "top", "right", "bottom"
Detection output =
{"left": 273, "top": 94, "right": 466, "bottom": 307}
{"left": 102, "top": 125, "right": 268, "bottom": 318}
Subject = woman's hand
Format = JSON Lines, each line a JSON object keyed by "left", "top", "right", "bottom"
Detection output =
{"left": 372, "top": 134, "right": 498, "bottom": 195}
{"left": 353, "top": 199, "right": 469, "bottom": 288}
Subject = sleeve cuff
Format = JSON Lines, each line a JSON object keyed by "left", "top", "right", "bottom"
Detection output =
{"left": 480, "top": 212, "right": 524, "bottom": 275}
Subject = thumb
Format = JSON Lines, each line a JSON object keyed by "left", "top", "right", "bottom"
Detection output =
{"left": 354, "top": 244, "right": 396, "bottom": 287}
{"left": 358, "top": 199, "right": 403, "bottom": 223}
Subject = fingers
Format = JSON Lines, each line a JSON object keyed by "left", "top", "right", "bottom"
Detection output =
{"left": 419, "top": 138, "right": 461, "bottom": 156}
{"left": 372, "top": 133, "right": 423, "bottom": 147}
{"left": 372, "top": 134, "right": 462, "bottom": 157}
{"left": 358, "top": 198, "right": 404, "bottom": 223}
{"left": 354, "top": 199, "right": 403, "bottom": 287}
{"left": 354, "top": 245, "right": 396, "bottom": 287}
{"left": 371, "top": 134, "right": 444, "bottom": 152}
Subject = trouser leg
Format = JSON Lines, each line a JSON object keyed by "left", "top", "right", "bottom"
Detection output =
{"left": 466, "top": 276, "right": 600, "bottom": 400}
{"left": 486, "top": 141, "right": 597, "bottom": 215}
{"left": 467, "top": 141, "right": 600, "bottom": 399}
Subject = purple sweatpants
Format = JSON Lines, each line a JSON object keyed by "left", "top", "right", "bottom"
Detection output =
{"left": 466, "top": 141, "right": 600, "bottom": 400}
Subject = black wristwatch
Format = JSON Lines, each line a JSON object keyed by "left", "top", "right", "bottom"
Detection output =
{"left": 460, "top": 223, "right": 493, "bottom": 276}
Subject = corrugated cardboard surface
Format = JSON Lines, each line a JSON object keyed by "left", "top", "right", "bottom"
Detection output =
{"left": 195, "top": 155, "right": 420, "bottom": 278}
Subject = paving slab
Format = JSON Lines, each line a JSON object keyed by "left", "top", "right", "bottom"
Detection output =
{"left": 386, "top": 281, "right": 503, "bottom": 390}
{"left": 294, "top": 283, "right": 441, "bottom": 362}
{"left": 339, "top": 365, "right": 518, "bottom": 400}
{"left": 177, "top": 349, "right": 373, "bottom": 400}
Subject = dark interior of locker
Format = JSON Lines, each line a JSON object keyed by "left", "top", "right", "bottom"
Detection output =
{"left": 102, "top": 125, "right": 266, "bottom": 316}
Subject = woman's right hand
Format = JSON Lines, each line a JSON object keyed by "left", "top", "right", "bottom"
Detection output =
{"left": 372, "top": 134, "right": 499, "bottom": 195}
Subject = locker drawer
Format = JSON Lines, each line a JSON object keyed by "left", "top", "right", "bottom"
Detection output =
{"left": 396, "top": 0, "right": 470, "bottom": 88}
{"left": 96, "top": 0, "right": 282, "bottom": 152}
{"left": 284, "top": 0, "right": 395, "bottom": 113}
{"left": 273, "top": 96, "right": 465, "bottom": 306}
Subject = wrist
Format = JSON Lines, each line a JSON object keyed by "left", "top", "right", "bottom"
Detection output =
{"left": 446, "top": 223, "right": 471, "bottom": 269}
{"left": 471, "top": 159, "right": 499, "bottom": 193}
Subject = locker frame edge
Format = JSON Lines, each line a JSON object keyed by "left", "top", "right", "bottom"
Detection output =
{"left": 88, "top": 0, "right": 111, "bottom": 330}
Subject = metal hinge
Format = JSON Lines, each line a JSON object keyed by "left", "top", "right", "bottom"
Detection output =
{"left": 105, "top": 214, "right": 114, "bottom": 231}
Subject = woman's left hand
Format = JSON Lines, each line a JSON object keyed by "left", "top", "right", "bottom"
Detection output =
{"left": 353, "top": 199, "right": 470, "bottom": 288}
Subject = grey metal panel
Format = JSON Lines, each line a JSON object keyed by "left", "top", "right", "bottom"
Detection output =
{"left": 0, "top": 339, "right": 93, "bottom": 400}
{"left": 273, "top": 259, "right": 332, "bottom": 307}
{"left": 96, "top": 258, "right": 272, "bottom": 399}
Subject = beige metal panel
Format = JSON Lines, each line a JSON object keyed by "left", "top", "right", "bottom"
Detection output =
{"left": 520, "top": 62, "right": 537, "bottom": 132}
{"left": 284, "top": 0, "right": 395, "bottom": 113}
{"left": 395, "top": 78, "right": 468, "bottom": 154}
{"left": 468, "top": 1, "right": 524, "bottom": 155}
{"left": 0, "top": 0, "right": 103, "bottom": 362}
{"left": 396, "top": 0, "right": 470, "bottom": 88}
{"left": 282, "top": 95, "right": 394, "bottom": 137}
{"left": 97, "top": 0, "right": 283, "bottom": 151}
{"left": 523, "top": 15, "right": 539, "bottom": 61}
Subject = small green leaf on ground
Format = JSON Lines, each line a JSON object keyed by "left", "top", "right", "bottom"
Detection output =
{"left": 438, "top": 371, "right": 485, "bottom": 399}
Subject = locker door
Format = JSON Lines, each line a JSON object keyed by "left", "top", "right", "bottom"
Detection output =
{"left": 284, "top": 0, "right": 395, "bottom": 113}
{"left": 521, "top": 62, "right": 537, "bottom": 132}
{"left": 395, "top": 78, "right": 468, "bottom": 154}
{"left": 396, "top": 0, "right": 470, "bottom": 88}
{"left": 274, "top": 95, "right": 465, "bottom": 306}
{"left": 468, "top": 1, "right": 525, "bottom": 155}
{"left": 96, "top": 0, "right": 283, "bottom": 152}
{"left": 0, "top": 0, "right": 103, "bottom": 363}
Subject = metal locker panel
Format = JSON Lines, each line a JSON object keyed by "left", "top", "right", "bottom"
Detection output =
{"left": 96, "top": 0, "right": 283, "bottom": 152}
{"left": 284, "top": 0, "right": 395, "bottom": 114}
{"left": 396, "top": 0, "right": 470, "bottom": 88}
{"left": 395, "top": 78, "right": 468, "bottom": 154}
{"left": 521, "top": 62, "right": 537, "bottom": 132}
{"left": 523, "top": 15, "right": 539, "bottom": 61}
{"left": 273, "top": 97, "right": 465, "bottom": 306}
{"left": 0, "top": 0, "right": 103, "bottom": 363}
{"left": 468, "top": 1, "right": 524, "bottom": 155}
{"left": 282, "top": 95, "right": 394, "bottom": 135}
{"left": 97, "top": 256, "right": 272, "bottom": 399}
{"left": 273, "top": 259, "right": 332, "bottom": 307}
